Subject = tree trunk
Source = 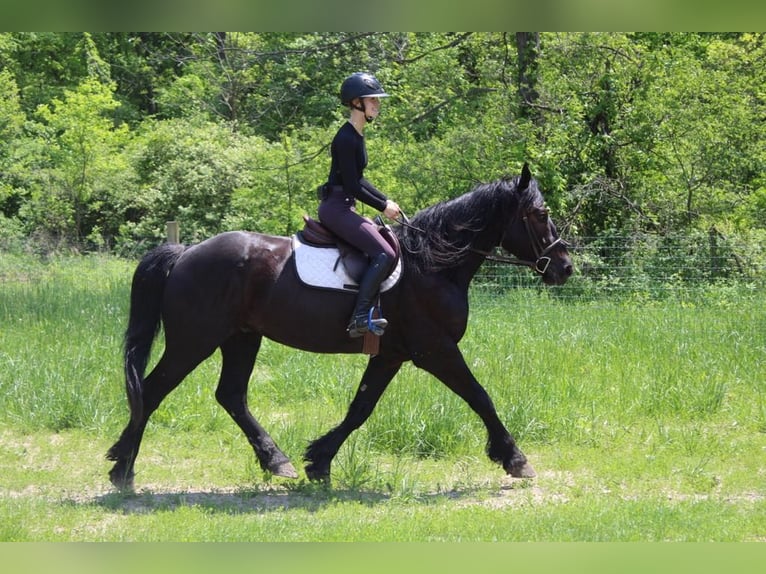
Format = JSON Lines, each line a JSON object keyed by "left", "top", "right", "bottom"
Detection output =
{"left": 516, "top": 32, "right": 540, "bottom": 120}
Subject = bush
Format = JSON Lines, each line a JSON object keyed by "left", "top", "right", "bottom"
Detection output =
{"left": 0, "top": 214, "right": 25, "bottom": 252}
{"left": 118, "top": 118, "right": 260, "bottom": 246}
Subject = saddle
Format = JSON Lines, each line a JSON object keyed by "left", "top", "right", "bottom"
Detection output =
{"left": 294, "top": 216, "right": 401, "bottom": 356}
{"left": 297, "top": 215, "right": 400, "bottom": 285}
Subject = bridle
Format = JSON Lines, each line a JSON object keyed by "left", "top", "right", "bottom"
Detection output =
{"left": 395, "top": 208, "right": 568, "bottom": 275}
{"left": 470, "top": 212, "right": 569, "bottom": 275}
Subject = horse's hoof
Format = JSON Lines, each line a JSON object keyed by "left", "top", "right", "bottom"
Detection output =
{"left": 304, "top": 462, "right": 330, "bottom": 482}
{"left": 509, "top": 462, "right": 537, "bottom": 479}
{"left": 109, "top": 467, "right": 135, "bottom": 493}
{"left": 270, "top": 461, "right": 299, "bottom": 479}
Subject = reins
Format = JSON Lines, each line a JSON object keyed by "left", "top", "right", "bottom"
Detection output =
{"left": 395, "top": 210, "right": 426, "bottom": 234}
{"left": 395, "top": 209, "right": 566, "bottom": 276}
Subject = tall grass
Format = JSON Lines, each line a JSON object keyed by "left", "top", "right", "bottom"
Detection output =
{"left": 1, "top": 252, "right": 764, "bottom": 468}
{"left": 2, "top": 252, "right": 766, "bottom": 542}
{"left": 470, "top": 290, "right": 765, "bottom": 438}
{"left": 358, "top": 288, "right": 765, "bottom": 464}
{"left": 0, "top": 254, "right": 133, "bottom": 432}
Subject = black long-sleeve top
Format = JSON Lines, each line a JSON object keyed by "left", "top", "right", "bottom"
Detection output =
{"left": 326, "top": 121, "right": 388, "bottom": 211}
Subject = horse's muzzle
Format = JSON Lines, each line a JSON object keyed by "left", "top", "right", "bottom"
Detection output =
{"left": 541, "top": 252, "right": 573, "bottom": 285}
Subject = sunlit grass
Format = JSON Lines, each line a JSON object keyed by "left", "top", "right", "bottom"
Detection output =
{"left": 1, "top": 252, "right": 765, "bottom": 541}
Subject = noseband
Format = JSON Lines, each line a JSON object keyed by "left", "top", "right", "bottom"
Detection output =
{"left": 473, "top": 213, "right": 569, "bottom": 275}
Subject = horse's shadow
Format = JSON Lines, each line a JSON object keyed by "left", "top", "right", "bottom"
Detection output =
{"left": 88, "top": 481, "right": 498, "bottom": 515}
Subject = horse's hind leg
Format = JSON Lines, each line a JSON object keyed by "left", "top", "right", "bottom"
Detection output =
{"left": 215, "top": 333, "right": 297, "bottom": 479}
{"left": 107, "top": 344, "right": 216, "bottom": 491}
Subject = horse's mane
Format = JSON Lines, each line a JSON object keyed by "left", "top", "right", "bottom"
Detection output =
{"left": 398, "top": 176, "right": 542, "bottom": 272}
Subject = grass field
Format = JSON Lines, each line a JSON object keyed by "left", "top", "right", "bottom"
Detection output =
{"left": 0, "top": 252, "right": 765, "bottom": 542}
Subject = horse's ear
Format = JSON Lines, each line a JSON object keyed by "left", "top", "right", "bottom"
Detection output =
{"left": 519, "top": 162, "right": 531, "bottom": 190}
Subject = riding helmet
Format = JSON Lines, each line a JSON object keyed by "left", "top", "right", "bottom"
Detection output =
{"left": 339, "top": 72, "right": 390, "bottom": 105}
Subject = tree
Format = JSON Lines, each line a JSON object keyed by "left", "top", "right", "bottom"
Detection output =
{"left": 0, "top": 32, "right": 764, "bottom": 252}
{"left": 121, "top": 118, "right": 259, "bottom": 246}
{"left": 29, "top": 76, "right": 130, "bottom": 246}
{"left": 0, "top": 69, "right": 26, "bottom": 215}
{"left": 620, "top": 33, "right": 765, "bottom": 231}
{"left": 0, "top": 67, "right": 28, "bottom": 247}
{"left": 516, "top": 32, "right": 541, "bottom": 121}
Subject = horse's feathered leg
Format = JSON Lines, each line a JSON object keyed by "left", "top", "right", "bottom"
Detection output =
{"left": 412, "top": 342, "right": 535, "bottom": 478}
{"left": 215, "top": 333, "right": 297, "bottom": 479}
{"left": 304, "top": 355, "right": 402, "bottom": 481}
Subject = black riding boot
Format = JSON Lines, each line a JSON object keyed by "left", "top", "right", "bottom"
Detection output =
{"left": 347, "top": 253, "right": 393, "bottom": 338}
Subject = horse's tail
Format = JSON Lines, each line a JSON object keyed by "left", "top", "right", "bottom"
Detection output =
{"left": 123, "top": 243, "right": 186, "bottom": 430}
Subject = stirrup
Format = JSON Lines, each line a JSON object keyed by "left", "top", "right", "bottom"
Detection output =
{"left": 347, "top": 308, "right": 388, "bottom": 338}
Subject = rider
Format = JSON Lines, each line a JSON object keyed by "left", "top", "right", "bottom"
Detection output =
{"left": 318, "top": 72, "right": 401, "bottom": 338}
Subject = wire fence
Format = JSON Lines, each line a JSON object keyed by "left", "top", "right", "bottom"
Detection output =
{"left": 473, "top": 232, "right": 766, "bottom": 303}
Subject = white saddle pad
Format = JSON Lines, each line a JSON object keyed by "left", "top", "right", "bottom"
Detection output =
{"left": 292, "top": 236, "right": 402, "bottom": 292}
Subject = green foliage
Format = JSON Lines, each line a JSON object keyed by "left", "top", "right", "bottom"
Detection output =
{"left": 0, "top": 68, "right": 27, "bottom": 227}
{"left": 23, "top": 77, "right": 130, "bottom": 248}
{"left": 0, "top": 69, "right": 24, "bottom": 150}
{"left": 619, "top": 38, "right": 762, "bottom": 231}
{"left": 222, "top": 126, "right": 330, "bottom": 236}
{"left": 120, "top": 118, "right": 258, "bottom": 247}
{"left": 0, "top": 32, "right": 764, "bottom": 253}
{"left": 4, "top": 33, "right": 93, "bottom": 114}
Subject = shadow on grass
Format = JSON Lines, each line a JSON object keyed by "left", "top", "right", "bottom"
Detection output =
{"left": 91, "top": 483, "right": 385, "bottom": 515}
{"left": 87, "top": 478, "right": 519, "bottom": 515}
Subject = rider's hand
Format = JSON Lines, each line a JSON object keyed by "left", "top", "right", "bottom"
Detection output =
{"left": 383, "top": 200, "right": 401, "bottom": 220}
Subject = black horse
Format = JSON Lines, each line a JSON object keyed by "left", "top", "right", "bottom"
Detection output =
{"left": 107, "top": 163, "right": 573, "bottom": 491}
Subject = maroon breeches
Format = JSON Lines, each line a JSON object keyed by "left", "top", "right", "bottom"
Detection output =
{"left": 318, "top": 191, "right": 396, "bottom": 261}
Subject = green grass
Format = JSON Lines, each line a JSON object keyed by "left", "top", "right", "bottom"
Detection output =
{"left": 1, "top": 252, "right": 765, "bottom": 541}
{"left": 1, "top": 427, "right": 764, "bottom": 542}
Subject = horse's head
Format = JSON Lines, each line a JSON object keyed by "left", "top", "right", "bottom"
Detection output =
{"left": 501, "top": 163, "right": 573, "bottom": 285}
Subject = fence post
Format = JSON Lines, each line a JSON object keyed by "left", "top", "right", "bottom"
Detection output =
{"left": 708, "top": 226, "right": 719, "bottom": 278}
{"left": 166, "top": 221, "right": 179, "bottom": 244}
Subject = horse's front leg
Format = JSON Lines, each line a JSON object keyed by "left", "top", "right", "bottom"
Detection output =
{"left": 413, "top": 344, "right": 536, "bottom": 478}
{"left": 304, "top": 355, "right": 402, "bottom": 481}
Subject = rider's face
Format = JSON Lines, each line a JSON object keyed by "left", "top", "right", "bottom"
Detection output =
{"left": 362, "top": 97, "right": 380, "bottom": 119}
